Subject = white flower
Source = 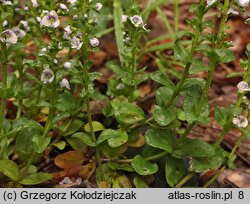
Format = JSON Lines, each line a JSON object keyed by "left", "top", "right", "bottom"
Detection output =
{"left": 36, "top": 17, "right": 42, "bottom": 22}
{"left": 53, "top": 58, "right": 58, "bottom": 64}
{"left": 95, "top": 2, "right": 103, "bottom": 11}
{"left": 31, "top": 0, "right": 39, "bottom": 8}
{"left": 60, "top": 78, "right": 70, "bottom": 90}
{"left": 227, "top": 8, "right": 239, "bottom": 15}
{"left": 232, "top": 115, "right": 248, "bottom": 128}
{"left": 237, "top": 0, "right": 250, "bottom": 7}
{"left": 237, "top": 81, "right": 250, "bottom": 93}
{"left": 122, "top": 15, "right": 128, "bottom": 22}
{"left": 67, "top": 0, "right": 77, "bottom": 6}
{"left": 40, "top": 10, "right": 60, "bottom": 28}
{"left": 60, "top": 3, "right": 68, "bottom": 11}
{"left": 24, "top": 6, "right": 29, "bottom": 11}
{"left": 73, "top": 15, "right": 78, "bottom": 20}
{"left": 3, "top": 20, "right": 8, "bottom": 27}
{"left": 0, "top": 0, "right": 12, "bottom": 5}
{"left": 124, "top": 36, "right": 131, "bottom": 43}
{"left": 64, "top": 62, "right": 72, "bottom": 69}
{"left": 130, "top": 15, "right": 143, "bottom": 27}
{"left": 0, "top": 29, "right": 18, "bottom": 46}
{"left": 70, "top": 36, "right": 83, "bottom": 50}
{"left": 20, "top": 20, "right": 30, "bottom": 32}
{"left": 12, "top": 27, "right": 26, "bottom": 39}
{"left": 90, "top": 38, "right": 99, "bottom": 47}
{"left": 41, "top": 68, "right": 54, "bottom": 84}
{"left": 83, "top": 14, "right": 88, "bottom": 19}
{"left": 63, "top": 25, "right": 72, "bottom": 40}
{"left": 207, "top": 0, "right": 217, "bottom": 6}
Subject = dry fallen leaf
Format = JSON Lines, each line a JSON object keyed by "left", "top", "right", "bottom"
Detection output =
{"left": 54, "top": 151, "right": 85, "bottom": 170}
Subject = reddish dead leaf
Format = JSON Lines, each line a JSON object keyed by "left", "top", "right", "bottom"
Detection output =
{"left": 54, "top": 151, "right": 85, "bottom": 170}
{"left": 89, "top": 51, "right": 107, "bottom": 67}
{"left": 139, "top": 84, "right": 151, "bottom": 98}
{"left": 52, "top": 166, "right": 84, "bottom": 180}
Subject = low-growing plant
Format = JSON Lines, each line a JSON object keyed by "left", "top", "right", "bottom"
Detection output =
{"left": 0, "top": 0, "right": 250, "bottom": 188}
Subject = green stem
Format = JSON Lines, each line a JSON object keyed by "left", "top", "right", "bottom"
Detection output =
{"left": 16, "top": 57, "right": 24, "bottom": 119}
{"left": 183, "top": 0, "right": 230, "bottom": 137}
{"left": 113, "top": 151, "right": 168, "bottom": 164}
{"left": 80, "top": 0, "right": 105, "bottom": 181}
{"left": 213, "top": 93, "right": 244, "bottom": 148}
{"left": 165, "top": 0, "right": 205, "bottom": 108}
{"left": 175, "top": 172, "right": 195, "bottom": 188}
{"left": 202, "top": 166, "right": 226, "bottom": 188}
{"left": 174, "top": 0, "right": 179, "bottom": 32}
{"left": 0, "top": 43, "right": 8, "bottom": 137}
{"left": 203, "top": 133, "right": 245, "bottom": 187}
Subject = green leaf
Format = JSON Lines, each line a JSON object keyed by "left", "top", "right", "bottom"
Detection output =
{"left": 32, "top": 135, "right": 51, "bottom": 154}
{"left": 19, "top": 173, "right": 52, "bottom": 185}
{"left": 16, "top": 127, "right": 43, "bottom": 160}
{"left": 241, "top": 128, "right": 250, "bottom": 139}
{"left": 182, "top": 78, "right": 206, "bottom": 90}
{"left": 113, "top": 0, "right": 124, "bottom": 65}
{"left": 0, "top": 87, "right": 14, "bottom": 99}
{"left": 84, "top": 121, "right": 104, "bottom": 132}
{"left": 7, "top": 42, "right": 25, "bottom": 53}
{"left": 216, "top": 49, "right": 235, "bottom": 63}
{"left": 108, "top": 162, "right": 134, "bottom": 172}
{"left": 52, "top": 141, "right": 66, "bottom": 150}
{"left": 153, "top": 105, "right": 176, "bottom": 126}
{"left": 131, "top": 155, "right": 158, "bottom": 176}
{"left": 156, "top": 87, "right": 174, "bottom": 107}
{"left": 72, "top": 132, "right": 95, "bottom": 147}
{"left": 150, "top": 71, "right": 175, "bottom": 89}
{"left": 133, "top": 176, "right": 148, "bottom": 188}
{"left": 112, "top": 101, "right": 145, "bottom": 126}
{"left": 0, "top": 159, "right": 20, "bottom": 181}
{"left": 172, "top": 138, "right": 215, "bottom": 158}
{"left": 145, "top": 128, "right": 176, "bottom": 153}
{"left": 97, "top": 129, "right": 118, "bottom": 145}
{"left": 165, "top": 156, "right": 187, "bottom": 187}
{"left": 189, "top": 58, "right": 208, "bottom": 74}
{"left": 56, "top": 92, "right": 77, "bottom": 113}
{"left": 183, "top": 84, "right": 209, "bottom": 124}
{"left": 52, "top": 113, "right": 70, "bottom": 125}
{"left": 215, "top": 106, "right": 230, "bottom": 127}
{"left": 173, "top": 39, "right": 189, "bottom": 63}
{"left": 191, "top": 156, "right": 223, "bottom": 173}
{"left": 66, "top": 137, "right": 88, "bottom": 153}
{"left": 107, "top": 129, "right": 128, "bottom": 148}
{"left": 62, "top": 119, "right": 84, "bottom": 137}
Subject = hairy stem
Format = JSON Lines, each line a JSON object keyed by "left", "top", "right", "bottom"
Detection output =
{"left": 165, "top": 0, "right": 205, "bottom": 108}
{"left": 183, "top": 0, "right": 230, "bottom": 137}
{"left": 0, "top": 43, "right": 8, "bottom": 137}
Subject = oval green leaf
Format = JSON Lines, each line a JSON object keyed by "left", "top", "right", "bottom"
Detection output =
{"left": 84, "top": 121, "right": 104, "bottom": 133}
{"left": 153, "top": 105, "right": 176, "bottom": 126}
{"left": 0, "top": 159, "right": 20, "bottom": 181}
{"left": 145, "top": 128, "right": 176, "bottom": 153}
{"left": 172, "top": 138, "right": 215, "bottom": 158}
{"left": 72, "top": 132, "right": 95, "bottom": 147}
{"left": 131, "top": 155, "right": 158, "bottom": 176}
{"left": 19, "top": 172, "right": 52, "bottom": 185}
